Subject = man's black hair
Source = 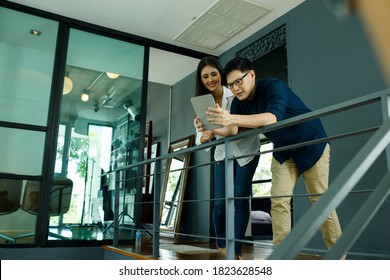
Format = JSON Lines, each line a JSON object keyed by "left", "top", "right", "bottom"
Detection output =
{"left": 224, "top": 57, "right": 254, "bottom": 75}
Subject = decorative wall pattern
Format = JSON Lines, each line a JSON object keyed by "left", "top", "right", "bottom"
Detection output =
{"left": 236, "top": 24, "right": 286, "bottom": 61}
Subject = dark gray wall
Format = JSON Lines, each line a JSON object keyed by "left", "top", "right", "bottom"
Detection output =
{"left": 219, "top": 0, "right": 389, "bottom": 257}
{"left": 146, "top": 81, "right": 171, "bottom": 156}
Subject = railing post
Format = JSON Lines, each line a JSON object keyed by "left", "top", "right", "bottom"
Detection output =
{"left": 225, "top": 139, "right": 235, "bottom": 260}
{"left": 381, "top": 92, "right": 390, "bottom": 169}
{"left": 152, "top": 158, "right": 161, "bottom": 258}
{"left": 113, "top": 170, "right": 120, "bottom": 247}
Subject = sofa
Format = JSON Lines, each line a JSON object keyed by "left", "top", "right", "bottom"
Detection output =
{"left": 250, "top": 197, "right": 273, "bottom": 240}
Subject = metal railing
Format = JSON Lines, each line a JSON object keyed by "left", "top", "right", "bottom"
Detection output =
{"left": 112, "top": 88, "right": 390, "bottom": 259}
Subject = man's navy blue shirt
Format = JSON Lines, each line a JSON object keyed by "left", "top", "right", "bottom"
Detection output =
{"left": 230, "top": 78, "right": 327, "bottom": 174}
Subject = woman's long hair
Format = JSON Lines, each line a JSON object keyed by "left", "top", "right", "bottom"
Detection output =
{"left": 195, "top": 56, "right": 226, "bottom": 96}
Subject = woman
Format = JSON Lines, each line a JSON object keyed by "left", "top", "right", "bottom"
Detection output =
{"left": 194, "top": 56, "right": 260, "bottom": 259}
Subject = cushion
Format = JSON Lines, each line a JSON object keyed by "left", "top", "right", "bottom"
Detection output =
{"left": 251, "top": 210, "right": 271, "bottom": 222}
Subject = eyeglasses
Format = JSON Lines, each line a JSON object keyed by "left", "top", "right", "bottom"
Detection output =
{"left": 227, "top": 72, "right": 249, "bottom": 90}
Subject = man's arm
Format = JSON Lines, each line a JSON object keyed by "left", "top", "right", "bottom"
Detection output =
{"left": 213, "top": 126, "right": 238, "bottom": 137}
{"left": 207, "top": 104, "right": 277, "bottom": 129}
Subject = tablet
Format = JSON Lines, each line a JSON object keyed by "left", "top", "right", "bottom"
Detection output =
{"left": 191, "top": 94, "right": 223, "bottom": 131}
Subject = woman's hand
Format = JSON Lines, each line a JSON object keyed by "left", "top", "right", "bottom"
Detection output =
{"left": 201, "top": 130, "right": 215, "bottom": 143}
{"left": 195, "top": 117, "right": 214, "bottom": 143}
{"left": 194, "top": 117, "right": 204, "bottom": 132}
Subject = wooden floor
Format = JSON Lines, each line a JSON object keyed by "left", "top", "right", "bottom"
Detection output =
{"left": 107, "top": 235, "right": 322, "bottom": 260}
{"left": 1, "top": 228, "right": 322, "bottom": 260}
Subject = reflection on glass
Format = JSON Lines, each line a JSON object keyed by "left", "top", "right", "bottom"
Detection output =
{"left": 161, "top": 157, "right": 184, "bottom": 229}
{"left": 53, "top": 28, "right": 145, "bottom": 241}
{"left": 160, "top": 135, "right": 194, "bottom": 236}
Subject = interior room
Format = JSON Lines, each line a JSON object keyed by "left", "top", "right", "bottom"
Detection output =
{"left": 1, "top": 0, "right": 389, "bottom": 260}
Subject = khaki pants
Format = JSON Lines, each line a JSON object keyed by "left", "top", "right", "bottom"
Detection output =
{"left": 270, "top": 144, "right": 342, "bottom": 249}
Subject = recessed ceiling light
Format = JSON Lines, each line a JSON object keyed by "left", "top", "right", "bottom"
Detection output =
{"left": 30, "top": 29, "right": 42, "bottom": 36}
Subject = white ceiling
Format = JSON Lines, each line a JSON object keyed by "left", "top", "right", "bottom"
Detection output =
{"left": 7, "top": 0, "right": 305, "bottom": 85}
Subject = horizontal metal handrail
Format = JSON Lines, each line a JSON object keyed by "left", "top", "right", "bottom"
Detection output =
{"left": 113, "top": 88, "right": 389, "bottom": 172}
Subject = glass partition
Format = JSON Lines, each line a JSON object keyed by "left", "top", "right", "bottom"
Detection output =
{"left": 0, "top": 7, "right": 58, "bottom": 245}
{"left": 53, "top": 28, "right": 145, "bottom": 241}
{"left": 0, "top": 7, "right": 58, "bottom": 126}
{"left": 0, "top": 127, "right": 46, "bottom": 175}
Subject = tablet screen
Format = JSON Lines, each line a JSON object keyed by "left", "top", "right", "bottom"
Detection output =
{"left": 191, "top": 95, "right": 223, "bottom": 131}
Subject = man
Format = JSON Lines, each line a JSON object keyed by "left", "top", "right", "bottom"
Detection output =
{"left": 207, "top": 57, "right": 342, "bottom": 250}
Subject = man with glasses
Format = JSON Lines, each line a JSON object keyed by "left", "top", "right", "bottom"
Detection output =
{"left": 207, "top": 57, "right": 343, "bottom": 254}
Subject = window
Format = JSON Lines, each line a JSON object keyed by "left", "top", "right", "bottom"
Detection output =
{"left": 252, "top": 141, "right": 273, "bottom": 197}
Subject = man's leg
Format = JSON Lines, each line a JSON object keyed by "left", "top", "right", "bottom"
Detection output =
{"left": 270, "top": 158, "right": 299, "bottom": 246}
{"left": 302, "top": 144, "right": 342, "bottom": 249}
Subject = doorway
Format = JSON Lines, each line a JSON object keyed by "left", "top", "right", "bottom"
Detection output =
{"left": 236, "top": 24, "right": 288, "bottom": 240}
